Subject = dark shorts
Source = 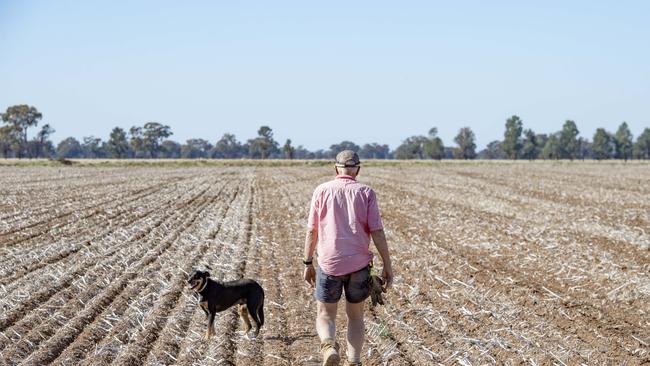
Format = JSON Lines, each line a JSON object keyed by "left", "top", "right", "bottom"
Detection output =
{"left": 314, "top": 265, "right": 371, "bottom": 304}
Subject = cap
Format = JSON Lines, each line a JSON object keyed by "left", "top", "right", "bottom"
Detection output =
{"left": 335, "top": 150, "right": 361, "bottom": 167}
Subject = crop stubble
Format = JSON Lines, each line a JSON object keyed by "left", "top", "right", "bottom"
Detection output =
{"left": 0, "top": 163, "right": 648, "bottom": 365}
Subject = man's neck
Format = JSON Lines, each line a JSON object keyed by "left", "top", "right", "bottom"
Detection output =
{"left": 336, "top": 174, "right": 356, "bottom": 180}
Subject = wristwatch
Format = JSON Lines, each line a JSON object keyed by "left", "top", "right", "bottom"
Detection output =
{"left": 302, "top": 257, "right": 313, "bottom": 265}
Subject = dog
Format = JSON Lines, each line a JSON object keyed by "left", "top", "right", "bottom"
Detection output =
{"left": 187, "top": 269, "right": 265, "bottom": 340}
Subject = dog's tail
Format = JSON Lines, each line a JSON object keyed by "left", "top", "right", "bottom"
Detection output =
{"left": 248, "top": 288, "right": 265, "bottom": 329}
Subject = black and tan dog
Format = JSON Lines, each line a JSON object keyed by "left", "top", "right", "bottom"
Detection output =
{"left": 187, "top": 269, "right": 265, "bottom": 340}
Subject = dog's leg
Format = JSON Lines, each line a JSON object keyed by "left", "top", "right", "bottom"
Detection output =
{"left": 200, "top": 301, "right": 209, "bottom": 318}
{"left": 204, "top": 312, "right": 215, "bottom": 340}
{"left": 246, "top": 299, "right": 262, "bottom": 338}
{"left": 239, "top": 304, "right": 252, "bottom": 334}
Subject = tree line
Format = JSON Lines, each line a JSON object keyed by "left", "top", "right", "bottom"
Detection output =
{"left": 2, "top": 104, "right": 649, "bottom": 160}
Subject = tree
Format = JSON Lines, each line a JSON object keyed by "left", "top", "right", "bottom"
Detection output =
{"left": 614, "top": 122, "right": 633, "bottom": 161}
{"left": 129, "top": 126, "right": 146, "bottom": 158}
{"left": 592, "top": 128, "right": 614, "bottom": 160}
{"left": 57, "top": 137, "right": 83, "bottom": 158}
{"left": 478, "top": 140, "right": 505, "bottom": 159}
{"left": 559, "top": 120, "right": 579, "bottom": 160}
{"left": 424, "top": 127, "right": 445, "bottom": 159}
{"left": 453, "top": 127, "right": 477, "bottom": 159}
{"left": 535, "top": 133, "right": 549, "bottom": 156}
{"left": 160, "top": 140, "right": 181, "bottom": 158}
{"left": 0, "top": 124, "right": 22, "bottom": 157}
{"left": 633, "top": 128, "right": 650, "bottom": 159}
{"left": 28, "top": 124, "right": 55, "bottom": 158}
{"left": 358, "top": 143, "right": 390, "bottom": 159}
{"left": 521, "top": 129, "right": 538, "bottom": 160}
{"left": 106, "top": 127, "right": 130, "bottom": 158}
{"left": 1, "top": 105, "right": 42, "bottom": 158}
{"left": 502, "top": 115, "right": 523, "bottom": 159}
{"left": 211, "top": 133, "right": 245, "bottom": 158}
{"left": 142, "top": 122, "right": 172, "bottom": 158}
{"left": 540, "top": 133, "right": 561, "bottom": 159}
{"left": 393, "top": 136, "right": 428, "bottom": 159}
{"left": 282, "top": 139, "right": 295, "bottom": 159}
{"left": 181, "top": 139, "right": 212, "bottom": 158}
{"left": 82, "top": 136, "right": 105, "bottom": 158}
{"left": 329, "top": 141, "right": 360, "bottom": 157}
{"left": 248, "top": 126, "right": 278, "bottom": 159}
{"left": 293, "top": 145, "right": 315, "bottom": 159}
{"left": 577, "top": 137, "right": 592, "bottom": 160}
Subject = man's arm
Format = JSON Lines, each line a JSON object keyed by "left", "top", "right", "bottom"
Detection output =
{"left": 304, "top": 228, "right": 318, "bottom": 260}
{"left": 303, "top": 228, "right": 318, "bottom": 287}
{"left": 371, "top": 229, "right": 393, "bottom": 289}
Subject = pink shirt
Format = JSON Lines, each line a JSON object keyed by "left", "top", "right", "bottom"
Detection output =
{"left": 308, "top": 175, "right": 384, "bottom": 276}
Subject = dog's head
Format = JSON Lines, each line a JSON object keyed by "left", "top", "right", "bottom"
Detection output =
{"left": 187, "top": 269, "right": 210, "bottom": 291}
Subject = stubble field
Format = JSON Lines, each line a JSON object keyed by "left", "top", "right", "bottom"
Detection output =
{"left": 0, "top": 162, "right": 649, "bottom": 365}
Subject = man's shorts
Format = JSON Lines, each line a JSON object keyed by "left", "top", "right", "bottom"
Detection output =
{"left": 315, "top": 265, "right": 371, "bottom": 303}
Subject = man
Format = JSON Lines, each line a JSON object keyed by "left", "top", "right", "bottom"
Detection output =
{"left": 303, "top": 150, "right": 394, "bottom": 366}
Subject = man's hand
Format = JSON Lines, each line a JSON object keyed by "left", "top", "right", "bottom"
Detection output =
{"left": 381, "top": 265, "right": 393, "bottom": 290}
{"left": 303, "top": 265, "right": 316, "bottom": 287}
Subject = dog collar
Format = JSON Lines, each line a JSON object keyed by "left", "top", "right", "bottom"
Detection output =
{"left": 195, "top": 279, "right": 208, "bottom": 293}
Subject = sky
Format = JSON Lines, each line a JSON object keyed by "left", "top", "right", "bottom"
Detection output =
{"left": 1, "top": 1, "right": 649, "bottom": 150}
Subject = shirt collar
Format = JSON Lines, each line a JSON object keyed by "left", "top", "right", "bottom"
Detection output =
{"left": 336, "top": 175, "right": 356, "bottom": 181}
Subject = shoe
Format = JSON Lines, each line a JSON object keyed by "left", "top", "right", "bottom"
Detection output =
{"left": 348, "top": 362, "right": 362, "bottom": 366}
{"left": 320, "top": 338, "right": 340, "bottom": 366}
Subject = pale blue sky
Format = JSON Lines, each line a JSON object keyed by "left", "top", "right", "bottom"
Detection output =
{"left": 1, "top": 1, "right": 648, "bottom": 150}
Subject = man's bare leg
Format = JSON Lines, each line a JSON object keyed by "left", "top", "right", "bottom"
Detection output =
{"left": 317, "top": 301, "right": 340, "bottom": 365}
{"left": 345, "top": 301, "right": 364, "bottom": 363}
{"left": 316, "top": 301, "right": 338, "bottom": 340}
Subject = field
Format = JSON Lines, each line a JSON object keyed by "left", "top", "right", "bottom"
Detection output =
{"left": 1, "top": 162, "right": 649, "bottom": 365}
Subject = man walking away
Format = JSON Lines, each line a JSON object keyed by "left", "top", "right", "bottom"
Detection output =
{"left": 303, "top": 150, "right": 394, "bottom": 366}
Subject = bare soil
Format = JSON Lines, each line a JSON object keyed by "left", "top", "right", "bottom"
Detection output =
{"left": 0, "top": 163, "right": 648, "bottom": 365}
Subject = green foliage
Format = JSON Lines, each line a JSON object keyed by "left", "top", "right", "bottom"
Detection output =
{"left": 283, "top": 139, "right": 295, "bottom": 159}
{"left": 129, "top": 126, "right": 146, "bottom": 158}
{"left": 106, "top": 127, "right": 131, "bottom": 158}
{"left": 181, "top": 139, "right": 212, "bottom": 158}
{"left": 577, "top": 137, "right": 592, "bottom": 160}
{"left": 28, "top": 124, "right": 56, "bottom": 158}
{"left": 248, "top": 126, "right": 279, "bottom": 159}
{"left": 592, "top": 128, "right": 614, "bottom": 159}
{"left": 559, "top": 120, "right": 579, "bottom": 159}
{"left": 82, "top": 136, "right": 105, "bottom": 158}
{"left": 160, "top": 140, "right": 182, "bottom": 158}
{"left": 479, "top": 140, "right": 505, "bottom": 159}
{"left": 1, "top": 105, "right": 43, "bottom": 158}
{"left": 358, "top": 143, "right": 390, "bottom": 159}
{"left": 394, "top": 127, "right": 444, "bottom": 159}
{"left": 502, "top": 115, "right": 523, "bottom": 159}
{"left": 329, "top": 141, "right": 360, "bottom": 158}
{"left": 57, "top": 137, "right": 84, "bottom": 158}
{"left": 614, "top": 122, "right": 633, "bottom": 161}
{"left": 0, "top": 124, "right": 23, "bottom": 157}
{"left": 540, "top": 134, "right": 561, "bottom": 159}
{"left": 424, "top": 128, "right": 445, "bottom": 159}
{"left": 454, "top": 127, "right": 477, "bottom": 159}
{"left": 394, "top": 136, "right": 429, "bottom": 159}
{"left": 143, "top": 122, "right": 172, "bottom": 158}
{"left": 211, "top": 133, "right": 245, "bottom": 158}
{"left": 521, "top": 129, "right": 538, "bottom": 160}
{"left": 633, "top": 128, "right": 650, "bottom": 159}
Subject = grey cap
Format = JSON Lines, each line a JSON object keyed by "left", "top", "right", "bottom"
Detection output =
{"left": 335, "top": 150, "right": 361, "bottom": 167}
